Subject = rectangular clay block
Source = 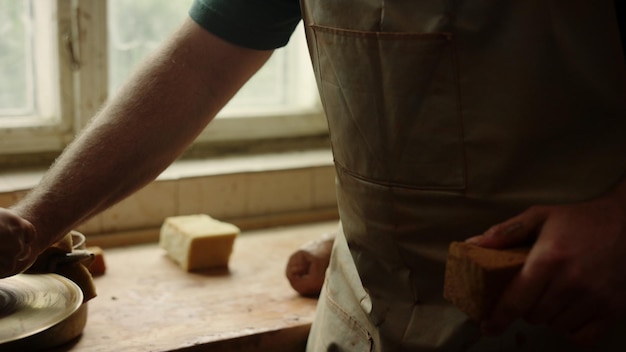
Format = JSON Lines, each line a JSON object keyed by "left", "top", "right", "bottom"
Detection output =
{"left": 443, "top": 241, "right": 529, "bottom": 321}
{"left": 159, "top": 214, "right": 240, "bottom": 271}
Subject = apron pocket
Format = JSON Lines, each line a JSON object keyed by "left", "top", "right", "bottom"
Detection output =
{"left": 310, "top": 25, "right": 465, "bottom": 190}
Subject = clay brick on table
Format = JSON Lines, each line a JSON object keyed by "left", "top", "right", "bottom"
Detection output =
{"left": 443, "top": 241, "right": 529, "bottom": 321}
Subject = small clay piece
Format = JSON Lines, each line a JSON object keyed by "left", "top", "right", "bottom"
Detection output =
{"left": 86, "top": 246, "right": 106, "bottom": 277}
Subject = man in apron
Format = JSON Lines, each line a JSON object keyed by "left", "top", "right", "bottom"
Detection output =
{"left": 301, "top": 1, "right": 626, "bottom": 350}
{"left": 2, "top": 0, "right": 626, "bottom": 351}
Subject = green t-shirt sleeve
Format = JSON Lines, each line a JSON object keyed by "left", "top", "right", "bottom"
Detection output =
{"left": 189, "top": 0, "right": 302, "bottom": 50}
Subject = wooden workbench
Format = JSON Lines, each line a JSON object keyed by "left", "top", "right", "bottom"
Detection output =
{"left": 54, "top": 221, "right": 337, "bottom": 352}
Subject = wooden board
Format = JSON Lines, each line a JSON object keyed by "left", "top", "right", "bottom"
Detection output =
{"left": 51, "top": 221, "right": 338, "bottom": 352}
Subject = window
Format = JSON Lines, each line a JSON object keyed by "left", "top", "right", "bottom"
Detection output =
{"left": 0, "top": 1, "right": 34, "bottom": 117}
{"left": 0, "top": 0, "right": 67, "bottom": 154}
{"left": 0, "top": 0, "right": 324, "bottom": 157}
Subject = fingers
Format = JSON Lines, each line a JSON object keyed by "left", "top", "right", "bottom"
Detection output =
{"left": 567, "top": 318, "right": 612, "bottom": 347}
{"left": 0, "top": 208, "right": 38, "bottom": 277}
{"left": 467, "top": 206, "right": 548, "bottom": 248}
{"left": 485, "top": 263, "right": 615, "bottom": 347}
{"left": 547, "top": 292, "right": 615, "bottom": 347}
{"left": 16, "top": 220, "right": 36, "bottom": 261}
{"left": 481, "top": 262, "right": 551, "bottom": 335}
{"left": 286, "top": 250, "right": 326, "bottom": 296}
{"left": 286, "top": 235, "right": 334, "bottom": 297}
{"left": 548, "top": 299, "right": 599, "bottom": 335}
{"left": 524, "top": 280, "right": 572, "bottom": 325}
{"left": 286, "top": 250, "right": 312, "bottom": 279}
{"left": 0, "top": 256, "right": 17, "bottom": 278}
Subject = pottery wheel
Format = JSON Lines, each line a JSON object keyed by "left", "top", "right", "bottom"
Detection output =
{"left": 0, "top": 273, "right": 83, "bottom": 344}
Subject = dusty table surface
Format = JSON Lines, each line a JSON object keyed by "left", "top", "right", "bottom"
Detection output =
{"left": 53, "top": 220, "right": 338, "bottom": 352}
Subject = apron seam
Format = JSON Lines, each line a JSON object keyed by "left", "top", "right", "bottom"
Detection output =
{"left": 336, "top": 162, "right": 466, "bottom": 191}
{"left": 310, "top": 24, "right": 454, "bottom": 39}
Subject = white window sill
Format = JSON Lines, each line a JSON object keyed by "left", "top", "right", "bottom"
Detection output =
{"left": 0, "top": 149, "right": 338, "bottom": 244}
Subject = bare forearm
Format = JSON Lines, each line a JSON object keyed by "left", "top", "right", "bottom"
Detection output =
{"left": 11, "top": 18, "right": 272, "bottom": 250}
{"left": 14, "top": 75, "right": 201, "bottom": 246}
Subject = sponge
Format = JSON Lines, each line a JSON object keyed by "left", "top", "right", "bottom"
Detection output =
{"left": 443, "top": 241, "right": 529, "bottom": 321}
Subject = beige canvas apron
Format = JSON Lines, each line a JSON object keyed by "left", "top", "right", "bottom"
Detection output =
{"left": 301, "top": 0, "right": 626, "bottom": 351}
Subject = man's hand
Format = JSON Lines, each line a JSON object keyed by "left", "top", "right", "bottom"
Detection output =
{"left": 286, "top": 233, "right": 335, "bottom": 297}
{"left": 0, "top": 208, "right": 38, "bottom": 278}
{"left": 466, "top": 188, "right": 626, "bottom": 346}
